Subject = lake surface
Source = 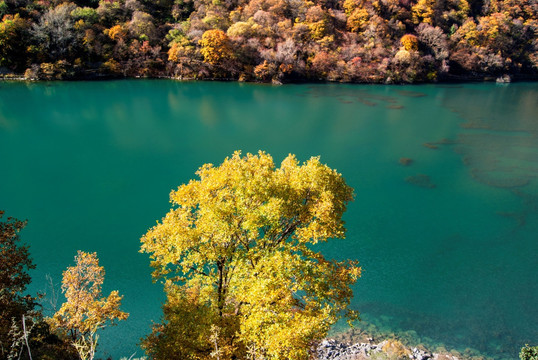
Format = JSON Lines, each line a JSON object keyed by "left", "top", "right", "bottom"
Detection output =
{"left": 0, "top": 80, "right": 537, "bottom": 359}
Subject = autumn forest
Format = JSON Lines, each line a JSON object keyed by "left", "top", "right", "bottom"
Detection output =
{"left": 0, "top": 0, "right": 536, "bottom": 82}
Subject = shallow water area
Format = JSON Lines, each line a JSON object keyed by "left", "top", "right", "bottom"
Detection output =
{"left": 0, "top": 80, "right": 537, "bottom": 359}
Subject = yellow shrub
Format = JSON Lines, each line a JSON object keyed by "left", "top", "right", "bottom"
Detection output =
{"left": 347, "top": 8, "right": 369, "bottom": 33}
{"left": 400, "top": 34, "right": 419, "bottom": 51}
{"left": 199, "top": 29, "right": 233, "bottom": 65}
{"left": 105, "top": 24, "right": 126, "bottom": 41}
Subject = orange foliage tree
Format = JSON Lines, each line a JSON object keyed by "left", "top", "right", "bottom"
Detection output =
{"left": 104, "top": 24, "right": 127, "bottom": 41}
{"left": 48, "top": 251, "right": 128, "bottom": 360}
{"left": 400, "top": 34, "right": 419, "bottom": 51}
{"left": 199, "top": 29, "right": 233, "bottom": 66}
{"left": 347, "top": 8, "right": 369, "bottom": 33}
{"left": 412, "top": 0, "right": 435, "bottom": 24}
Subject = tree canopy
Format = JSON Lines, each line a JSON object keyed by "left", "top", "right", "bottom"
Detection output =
{"left": 49, "top": 251, "right": 129, "bottom": 360}
{"left": 0, "top": 0, "right": 536, "bottom": 81}
{"left": 141, "top": 151, "right": 361, "bottom": 360}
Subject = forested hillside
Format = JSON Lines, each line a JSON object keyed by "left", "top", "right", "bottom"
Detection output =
{"left": 0, "top": 0, "right": 536, "bottom": 82}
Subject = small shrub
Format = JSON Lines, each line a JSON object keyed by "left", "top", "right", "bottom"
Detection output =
{"left": 400, "top": 34, "right": 419, "bottom": 51}
{"left": 521, "top": 345, "right": 538, "bottom": 360}
{"left": 254, "top": 60, "right": 277, "bottom": 81}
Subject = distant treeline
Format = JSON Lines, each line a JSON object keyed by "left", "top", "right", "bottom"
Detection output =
{"left": 0, "top": 0, "right": 536, "bottom": 82}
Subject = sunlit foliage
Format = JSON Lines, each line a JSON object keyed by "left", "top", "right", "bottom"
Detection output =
{"left": 49, "top": 251, "right": 128, "bottom": 360}
{"left": 400, "top": 34, "right": 418, "bottom": 51}
{"left": 0, "top": 0, "right": 535, "bottom": 81}
{"left": 520, "top": 345, "right": 538, "bottom": 360}
{"left": 412, "top": 0, "right": 435, "bottom": 24}
{"left": 199, "top": 29, "right": 233, "bottom": 66}
{"left": 141, "top": 151, "right": 360, "bottom": 360}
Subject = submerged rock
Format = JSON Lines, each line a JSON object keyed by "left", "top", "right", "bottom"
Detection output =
{"left": 400, "top": 157, "right": 414, "bottom": 166}
{"left": 405, "top": 174, "right": 436, "bottom": 188}
{"left": 423, "top": 142, "right": 439, "bottom": 149}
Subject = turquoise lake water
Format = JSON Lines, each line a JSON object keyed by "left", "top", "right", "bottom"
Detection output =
{"left": 0, "top": 80, "right": 537, "bottom": 359}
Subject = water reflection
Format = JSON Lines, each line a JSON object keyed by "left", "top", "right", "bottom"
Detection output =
{"left": 438, "top": 84, "right": 538, "bottom": 231}
{"left": 303, "top": 86, "right": 405, "bottom": 110}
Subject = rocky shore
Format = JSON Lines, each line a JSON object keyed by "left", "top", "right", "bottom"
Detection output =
{"left": 316, "top": 339, "right": 462, "bottom": 360}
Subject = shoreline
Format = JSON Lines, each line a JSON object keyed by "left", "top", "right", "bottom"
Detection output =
{"left": 321, "top": 329, "right": 495, "bottom": 360}
{"left": 317, "top": 338, "right": 463, "bottom": 360}
{"left": 2, "top": 70, "right": 538, "bottom": 85}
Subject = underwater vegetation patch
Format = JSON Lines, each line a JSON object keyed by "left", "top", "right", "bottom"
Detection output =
{"left": 423, "top": 142, "right": 439, "bottom": 149}
{"left": 399, "top": 158, "right": 413, "bottom": 166}
{"left": 397, "top": 90, "right": 427, "bottom": 98}
{"left": 405, "top": 174, "right": 436, "bottom": 188}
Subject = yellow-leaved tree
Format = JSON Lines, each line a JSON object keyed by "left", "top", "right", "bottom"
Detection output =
{"left": 199, "top": 29, "right": 233, "bottom": 66}
{"left": 48, "top": 251, "right": 129, "bottom": 360}
{"left": 141, "top": 151, "right": 361, "bottom": 360}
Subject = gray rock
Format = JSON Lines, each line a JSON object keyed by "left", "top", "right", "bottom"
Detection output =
{"left": 316, "top": 338, "right": 446, "bottom": 360}
{"left": 411, "top": 347, "right": 433, "bottom": 360}
{"left": 496, "top": 74, "right": 511, "bottom": 83}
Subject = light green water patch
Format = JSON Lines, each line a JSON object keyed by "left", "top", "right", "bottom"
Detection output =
{"left": 0, "top": 81, "right": 537, "bottom": 359}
